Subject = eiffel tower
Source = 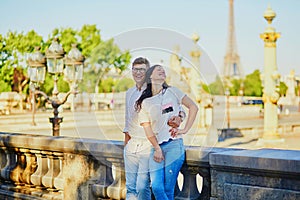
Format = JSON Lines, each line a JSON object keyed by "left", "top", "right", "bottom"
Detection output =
{"left": 223, "top": 0, "right": 243, "bottom": 79}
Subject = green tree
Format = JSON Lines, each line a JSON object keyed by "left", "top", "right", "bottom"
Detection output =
{"left": 278, "top": 81, "right": 288, "bottom": 97}
{"left": 296, "top": 84, "right": 300, "bottom": 97}
{"left": 0, "top": 63, "right": 14, "bottom": 92}
{"left": 40, "top": 74, "right": 70, "bottom": 96}
{"left": 229, "top": 78, "right": 243, "bottom": 96}
{"left": 244, "top": 70, "right": 263, "bottom": 97}
{"left": 208, "top": 76, "right": 225, "bottom": 95}
{"left": 78, "top": 70, "right": 98, "bottom": 93}
{"left": 78, "top": 24, "right": 101, "bottom": 57}
{"left": 201, "top": 83, "right": 210, "bottom": 94}
{"left": 90, "top": 38, "right": 131, "bottom": 93}
{"left": 0, "top": 30, "right": 44, "bottom": 110}
{"left": 48, "top": 25, "right": 103, "bottom": 93}
{"left": 97, "top": 77, "right": 135, "bottom": 93}
{"left": 0, "top": 25, "right": 131, "bottom": 106}
{"left": 18, "top": 30, "right": 44, "bottom": 53}
{"left": 16, "top": 31, "right": 43, "bottom": 110}
{"left": 0, "top": 80, "right": 11, "bottom": 93}
{"left": 115, "top": 78, "right": 135, "bottom": 92}
{"left": 48, "top": 28, "right": 77, "bottom": 53}
{"left": 99, "top": 77, "right": 115, "bottom": 93}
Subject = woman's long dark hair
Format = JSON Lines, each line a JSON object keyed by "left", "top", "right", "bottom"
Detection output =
{"left": 135, "top": 65, "right": 169, "bottom": 112}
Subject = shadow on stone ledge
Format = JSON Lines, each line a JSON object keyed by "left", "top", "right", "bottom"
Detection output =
{"left": 218, "top": 128, "right": 243, "bottom": 142}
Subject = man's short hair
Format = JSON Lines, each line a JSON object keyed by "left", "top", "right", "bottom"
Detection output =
{"left": 132, "top": 57, "right": 150, "bottom": 68}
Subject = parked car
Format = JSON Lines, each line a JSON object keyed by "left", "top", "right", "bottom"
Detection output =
{"left": 242, "top": 99, "right": 264, "bottom": 105}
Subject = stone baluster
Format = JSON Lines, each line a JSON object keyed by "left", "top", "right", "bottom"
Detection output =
{"left": 175, "top": 165, "right": 201, "bottom": 200}
{"left": 30, "top": 150, "right": 48, "bottom": 188}
{"left": 10, "top": 148, "right": 26, "bottom": 188}
{"left": 0, "top": 147, "right": 8, "bottom": 181}
{"left": 53, "top": 152, "right": 65, "bottom": 190}
{"left": 198, "top": 167, "right": 211, "bottom": 200}
{"left": 30, "top": 150, "right": 49, "bottom": 197}
{"left": 42, "top": 151, "right": 60, "bottom": 191}
{"left": 20, "top": 148, "right": 37, "bottom": 187}
{"left": 0, "top": 147, "right": 7, "bottom": 166}
{"left": 91, "top": 160, "right": 114, "bottom": 199}
{"left": 1, "top": 147, "right": 17, "bottom": 184}
{"left": 106, "top": 158, "right": 126, "bottom": 200}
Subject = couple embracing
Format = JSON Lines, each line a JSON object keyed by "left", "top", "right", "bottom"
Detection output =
{"left": 123, "top": 57, "right": 198, "bottom": 200}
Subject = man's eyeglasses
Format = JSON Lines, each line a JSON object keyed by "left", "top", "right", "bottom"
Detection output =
{"left": 132, "top": 67, "right": 146, "bottom": 73}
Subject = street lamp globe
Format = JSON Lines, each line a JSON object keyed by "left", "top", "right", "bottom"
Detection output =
{"left": 45, "top": 38, "right": 65, "bottom": 74}
{"left": 64, "top": 44, "right": 85, "bottom": 84}
{"left": 45, "top": 38, "right": 65, "bottom": 97}
{"left": 27, "top": 46, "right": 46, "bottom": 84}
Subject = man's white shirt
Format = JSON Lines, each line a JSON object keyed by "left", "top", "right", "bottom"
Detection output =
{"left": 124, "top": 85, "right": 151, "bottom": 153}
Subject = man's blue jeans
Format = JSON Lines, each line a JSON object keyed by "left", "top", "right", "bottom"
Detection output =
{"left": 149, "top": 139, "right": 185, "bottom": 200}
{"left": 124, "top": 143, "right": 151, "bottom": 200}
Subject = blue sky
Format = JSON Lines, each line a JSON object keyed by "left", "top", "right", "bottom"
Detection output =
{"left": 1, "top": 0, "right": 299, "bottom": 77}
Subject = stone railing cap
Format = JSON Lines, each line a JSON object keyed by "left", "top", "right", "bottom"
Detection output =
{"left": 0, "top": 132, "right": 123, "bottom": 157}
{"left": 185, "top": 146, "right": 242, "bottom": 164}
{"left": 209, "top": 148, "right": 300, "bottom": 174}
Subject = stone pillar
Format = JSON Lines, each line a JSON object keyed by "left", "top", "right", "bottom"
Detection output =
{"left": 62, "top": 153, "right": 94, "bottom": 200}
{"left": 169, "top": 46, "right": 182, "bottom": 84}
{"left": 169, "top": 45, "right": 191, "bottom": 95}
{"left": 189, "top": 33, "right": 214, "bottom": 134}
{"left": 257, "top": 5, "right": 284, "bottom": 146}
{"left": 285, "top": 69, "right": 297, "bottom": 105}
{"left": 190, "top": 33, "right": 202, "bottom": 101}
{"left": 190, "top": 34, "right": 205, "bottom": 129}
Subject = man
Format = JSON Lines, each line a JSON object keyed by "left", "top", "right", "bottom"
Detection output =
{"left": 123, "top": 57, "right": 152, "bottom": 200}
{"left": 123, "top": 57, "right": 184, "bottom": 200}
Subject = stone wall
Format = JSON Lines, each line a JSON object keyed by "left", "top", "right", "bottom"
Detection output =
{"left": 210, "top": 149, "right": 300, "bottom": 200}
{"left": 0, "top": 132, "right": 298, "bottom": 200}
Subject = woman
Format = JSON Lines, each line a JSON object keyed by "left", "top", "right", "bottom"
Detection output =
{"left": 135, "top": 64, "right": 198, "bottom": 200}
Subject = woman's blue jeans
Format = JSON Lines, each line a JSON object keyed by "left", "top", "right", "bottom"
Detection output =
{"left": 149, "top": 139, "right": 185, "bottom": 200}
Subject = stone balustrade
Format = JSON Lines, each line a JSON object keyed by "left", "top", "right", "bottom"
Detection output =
{"left": 0, "top": 132, "right": 298, "bottom": 200}
{"left": 0, "top": 92, "right": 24, "bottom": 115}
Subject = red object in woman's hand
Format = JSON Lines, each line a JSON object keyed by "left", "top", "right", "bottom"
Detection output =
{"left": 167, "top": 116, "right": 181, "bottom": 128}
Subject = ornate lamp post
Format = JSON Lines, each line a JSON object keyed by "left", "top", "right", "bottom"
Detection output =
{"left": 27, "top": 39, "right": 84, "bottom": 136}
{"left": 257, "top": 5, "right": 284, "bottom": 146}
{"left": 190, "top": 33, "right": 206, "bottom": 130}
